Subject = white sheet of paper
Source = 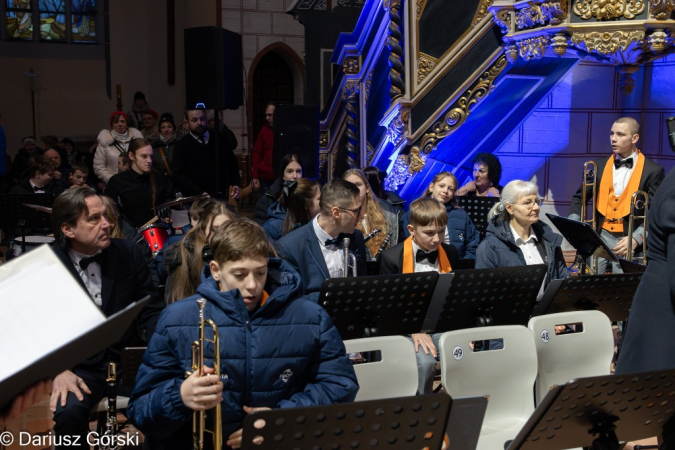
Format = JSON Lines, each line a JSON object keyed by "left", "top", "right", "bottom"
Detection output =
{"left": 0, "top": 245, "right": 106, "bottom": 382}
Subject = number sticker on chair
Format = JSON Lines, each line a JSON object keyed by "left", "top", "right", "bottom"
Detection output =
{"left": 540, "top": 329, "right": 550, "bottom": 344}
{"left": 452, "top": 345, "right": 464, "bottom": 361}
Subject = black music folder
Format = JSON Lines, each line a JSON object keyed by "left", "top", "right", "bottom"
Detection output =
{"left": 0, "top": 246, "right": 149, "bottom": 410}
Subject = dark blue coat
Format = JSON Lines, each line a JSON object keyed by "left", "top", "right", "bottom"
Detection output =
{"left": 275, "top": 221, "right": 367, "bottom": 302}
{"left": 475, "top": 218, "right": 568, "bottom": 287}
{"left": 127, "top": 259, "right": 358, "bottom": 447}
{"left": 399, "top": 203, "right": 479, "bottom": 258}
{"left": 262, "top": 201, "right": 287, "bottom": 243}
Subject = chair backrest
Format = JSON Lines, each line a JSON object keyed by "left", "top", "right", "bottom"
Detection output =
{"left": 121, "top": 346, "right": 147, "bottom": 388}
{"left": 528, "top": 310, "right": 614, "bottom": 404}
{"left": 343, "top": 336, "right": 418, "bottom": 401}
{"left": 438, "top": 326, "right": 538, "bottom": 424}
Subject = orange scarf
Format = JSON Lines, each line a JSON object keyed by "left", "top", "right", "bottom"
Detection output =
{"left": 402, "top": 236, "right": 452, "bottom": 274}
{"left": 597, "top": 151, "right": 644, "bottom": 233}
{"left": 259, "top": 290, "right": 270, "bottom": 308}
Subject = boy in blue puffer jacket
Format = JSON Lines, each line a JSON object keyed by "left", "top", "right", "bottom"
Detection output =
{"left": 128, "top": 218, "right": 358, "bottom": 449}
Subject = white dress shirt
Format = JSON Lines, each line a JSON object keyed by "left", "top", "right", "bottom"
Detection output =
{"left": 412, "top": 240, "right": 440, "bottom": 273}
{"left": 509, "top": 224, "right": 545, "bottom": 300}
{"left": 312, "top": 215, "right": 344, "bottom": 278}
{"left": 68, "top": 248, "right": 103, "bottom": 306}
{"left": 612, "top": 151, "right": 637, "bottom": 197}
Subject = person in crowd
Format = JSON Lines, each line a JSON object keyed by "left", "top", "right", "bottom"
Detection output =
{"left": 127, "top": 91, "right": 150, "bottom": 130}
{"left": 11, "top": 136, "right": 41, "bottom": 182}
{"left": 569, "top": 117, "right": 664, "bottom": 273}
{"left": 61, "top": 138, "right": 87, "bottom": 168}
{"left": 9, "top": 155, "right": 62, "bottom": 196}
{"left": 141, "top": 109, "right": 160, "bottom": 140}
{"left": 363, "top": 165, "right": 405, "bottom": 215}
{"left": 150, "top": 113, "right": 178, "bottom": 176}
{"left": 457, "top": 153, "right": 503, "bottom": 197}
{"left": 67, "top": 162, "right": 91, "bottom": 189}
{"left": 343, "top": 169, "right": 399, "bottom": 259}
{"left": 128, "top": 218, "right": 358, "bottom": 449}
{"left": 401, "top": 171, "right": 479, "bottom": 259}
{"left": 250, "top": 102, "right": 276, "bottom": 195}
{"left": 166, "top": 201, "right": 238, "bottom": 304}
{"left": 117, "top": 153, "right": 131, "bottom": 173}
{"left": 476, "top": 180, "right": 567, "bottom": 296}
{"left": 380, "top": 197, "right": 459, "bottom": 394}
{"left": 104, "top": 138, "right": 176, "bottom": 228}
{"left": 263, "top": 178, "right": 321, "bottom": 243}
{"left": 94, "top": 111, "right": 143, "bottom": 186}
{"left": 275, "top": 179, "right": 367, "bottom": 302}
{"left": 49, "top": 188, "right": 164, "bottom": 450}
{"left": 207, "top": 110, "right": 239, "bottom": 153}
{"left": 171, "top": 107, "right": 240, "bottom": 199}
{"left": 44, "top": 148, "right": 69, "bottom": 190}
{"left": 253, "top": 154, "right": 303, "bottom": 226}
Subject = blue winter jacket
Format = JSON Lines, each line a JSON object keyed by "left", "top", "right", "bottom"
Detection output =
{"left": 127, "top": 258, "right": 359, "bottom": 447}
{"left": 475, "top": 217, "right": 568, "bottom": 286}
{"left": 262, "top": 201, "right": 287, "bottom": 243}
{"left": 399, "top": 202, "right": 479, "bottom": 258}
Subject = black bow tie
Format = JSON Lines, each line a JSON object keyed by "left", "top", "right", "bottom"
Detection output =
{"left": 80, "top": 253, "right": 104, "bottom": 270}
{"left": 324, "top": 233, "right": 347, "bottom": 247}
{"left": 33, "top": 185, "right": 43, "bottom": 192}
{"left": 614, "top": 158, "right": 634, "bottom": 169}
{"left": 416, "top": 249, "right": 438, "bottom": 264}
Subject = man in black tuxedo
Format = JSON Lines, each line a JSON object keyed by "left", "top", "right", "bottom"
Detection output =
{"left": 569, "top": 117, "right": 664, "bottom": 273}
{"left": 48, "top": 187, "right": 164, "bottom": 450}
{"left": 275, "top": 179, "right": 367, "bottom": 302}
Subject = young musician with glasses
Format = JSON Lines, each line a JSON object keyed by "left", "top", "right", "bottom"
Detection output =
{"left": 476, "top": 179, "right": 568, "bottom": 298}
{"left": 274, "top": 179, "right": 367, "bottom": 302}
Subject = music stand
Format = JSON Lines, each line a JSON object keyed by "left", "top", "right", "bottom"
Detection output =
{"left": 546, "top": 213, "right": 619, "bottom": 274}
{"left": 241, "top": 394, "right": 452, "bottom": 450}
{"left": 433, "top": 265, "right": 547, "bottom": 333}
{"left": 508, "top": 369, "right": 675, "bottom": 450}
{"left": 530, "top": 273, "right": 642, "bottom": 322}
{"left": 318, "top": 272, "right": 440, "bottom": 340}
{"left": 456, "top": 196, "right": 500, "bottom": 240}
{"left": 0, "top": 193, "right": 54, "bottom": 253}
{"left": 619, "top": 258, "right": 647, "bottom": 274}
{"left": 446, "top": 396, "right": 489, "bottom": 450}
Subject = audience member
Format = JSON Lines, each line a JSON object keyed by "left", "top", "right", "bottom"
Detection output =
{"left": 400, "top": 171, "right": 479, "bottom": 259}
{"left": 11, "top": 136, "right": 41, "bottom": 182}
{"left": 363, "top": 165, "right": 405, "bottom": 215}
{"left": 150, "top": 113, "right": 178, "bottom": 176}
{"left": 9, "top": 154, "right": 62, "bottom": 195}
{"left": 94, "top": 111, "right": 143, "bottom": 186}
{"left": 457, "top": 153, "right": 502, "bottom": 197}
{"left": 44, "top": 148, "right": 69, "bottom": 189}
{"left": 253, "top": 153, "right": 303, "bottom": 225}
{"left": 275, "top": 179, "right": 367, "bottom": 301}
{"left": 263, "top": 178, "right": 321, "bottom": 243}
{"left": 251, "top": 102, "right": 276, "bottom": 194}
{"left": 141, "top": 109, "right": 160, "bottom": 140}
{"left": 67, "top": 162, "right": 91, "bottom": 189}
{"left": 127, "top": 91, "right": 150, "bottom": 130}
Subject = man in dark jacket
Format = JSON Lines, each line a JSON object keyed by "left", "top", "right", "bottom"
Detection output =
{"left": 128, "top": 219, "right": 358, "bottom": 449}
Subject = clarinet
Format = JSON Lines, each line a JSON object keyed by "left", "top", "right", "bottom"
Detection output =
{"left": 101, "top": 362, "right": 119, "bottom": 450}
{"left": 373, "top": 233, "right": 393, "bottom": 260}
{"left": 363, "top": 228, "right": 382, "bottom": 242}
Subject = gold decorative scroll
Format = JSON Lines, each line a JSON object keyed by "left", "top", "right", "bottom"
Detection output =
{"left": 416, "top": 0, "right": 427, "bottom": 19}
{"left": 650, "top": 0, "right": 675, "bottom": 19}
{"left": 571, "top": 30, "right": 645, "bottom": 55}
{"left": 573, "top": 0, "right": 646, "bottom": 20}
{"left": 319, "top": 132, "right": 329, "bottom": 148}
{"left": 473, "top": 0, "right": 495, "bottom": 25}
{"left": 417, "top": 53, "right": 437, "bottom": 83}
{"left": 386, "top": 109, "right": 410, "bottom": 148}
{"left": 342, "top": 57, "right": 359, "bottom": 74}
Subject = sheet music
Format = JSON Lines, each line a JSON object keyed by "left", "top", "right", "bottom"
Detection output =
{"left": 0, "top": 245, "right": 105, "bottom": 382}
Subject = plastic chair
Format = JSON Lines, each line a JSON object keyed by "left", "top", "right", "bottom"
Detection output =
{"left": 528, "top": 310, "right": 614, "bottom": 405}
{"left": 438, "top": 326, "right": 538, "bottom": 450}
{"left": 344, "top": 336, "right": 418, "bottom": 401}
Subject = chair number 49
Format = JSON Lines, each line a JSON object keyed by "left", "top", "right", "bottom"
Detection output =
{"left": 541, "top": 329, "right": 550, "bottom": 344}
{"left": 453, "top": 345, "right": 464, "bottom": 361}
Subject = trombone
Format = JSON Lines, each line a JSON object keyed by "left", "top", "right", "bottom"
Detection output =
{"left": 340, "top": 236, "right": 358, "bottom": 277}
{"left": 187, "top": 298, "right": 222, "bottom": 450}
{"left": 626, "top": 190, "right": 649, "bottom": 265}
{"left": 578, "top": 161, "right": 599, "bottom": 274}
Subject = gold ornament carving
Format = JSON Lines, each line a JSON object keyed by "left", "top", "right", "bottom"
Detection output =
{"left": 341, "top": 80, "right": 360, "bottom": 100}
{"left": 473, "top": 0, "right": 494, "bottom": 25}
{"left": 573, "top": 0, "right": 645, "bottom": 20}
{"left": 319, "top": 152, "right": 328, "bottom": 170}
{"left": 416, "top": 0, "right": 427, "bottom": 19}
{"left": 516, "top": 1, "right": 568, "bottom": 29}
{"left": 387, "top": 109, "right": 410, "bottom": 148}
{"left": 319, "top": 132, "right": 329, "bottom": 148}
{"left": 408, "top": 55, "right": 508, "bottom": 173}
{"left": 617, "top": 65, "right": 639, "bottom": 94}
{"left": 651, "top": 0, "right": 675, "bottom": 19}
{"left": 493, "top": 8, "right": 512, "bottom": 33}
{"left": 365, "top": 70, "right": 373, "bottom": 105}
{"left": 648, "top": 29, "right": 672, "bottom": 54}
{"left": 417, "top": 53, "right": 437, "bottom": 84}
{"left": 518, "top": 36, "right": 550, "bottom": 60}
{"left": 366, "top": 142, "right": 375, "bottom": 166}
{"left": 571, "top": 30, "right": 645, "bottom": 55}
{"left": 551, "top": 32, "right": 569, "bottom": 56}
{"left": 342, "top": 57, "right": 359, "bottom": 74}
{"left": 505, "top": 44, "right": 519, "bottom": 63}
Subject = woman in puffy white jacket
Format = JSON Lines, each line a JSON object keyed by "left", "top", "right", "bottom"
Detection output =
{"left": 94, "top": 111, "right": 143, "bottom": 185}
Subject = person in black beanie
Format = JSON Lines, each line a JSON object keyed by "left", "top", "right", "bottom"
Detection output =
{"left": 150, "top": 113, "right": 178, "bottom": 177}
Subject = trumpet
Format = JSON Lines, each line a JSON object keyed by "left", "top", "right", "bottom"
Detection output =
{"left": 626, "top": 190, "right": 649, "bottom": 265}
{"left": 100, "top": 362, "right": 118, "bottom": 450}
{"left": 187, "top": 298, "right": 222, "bottom": 450}
{"left": 579, "top": 161, "right": 598, "bottom": 274}
{"left": 340, "top": 236, "right": 358, "bottom": 277}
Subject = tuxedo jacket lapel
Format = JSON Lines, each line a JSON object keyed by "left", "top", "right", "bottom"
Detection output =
{"left": 100, "top": 248, "right": 115, "bottom": 314}
{"left": 305, "top": 230, "right": 329, "bottom": 280}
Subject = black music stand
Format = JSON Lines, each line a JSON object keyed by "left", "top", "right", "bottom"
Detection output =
{"left": 619, "top": 258, "right": 647, "bottom": 274}
{"left": 0, "top": 193, "right": 54, "bottom": 254}
{"left": 546, "top": 213, "right": 619, "bottom": 274}
{"left": 241, "top": 394, "right": 451, "bottom": 450}
{"left": 446, "top": 396, "right": 489, "bottom": 450}
{"left": 433, "top": 265, "right": 547, "bottom": 333}
{"left": 530, "top": 273, "right": 642, "bottom": 322}
{"left": 456, "top": 196, "right": 500, "bottom": 240}
{"left": 507, "top": 369, "right": 675, "bottom": 450}
{"left": 318, "top": 272, "right": 440, "bottom": 340}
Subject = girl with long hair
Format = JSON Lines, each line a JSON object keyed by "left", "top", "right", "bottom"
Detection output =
{"left": 263, "top": 178, "right": 321, "bottom": 242}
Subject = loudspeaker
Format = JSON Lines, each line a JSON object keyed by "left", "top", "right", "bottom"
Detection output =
{"left": 184, "top": 27, "right": 243, "bottom": 110}
{"left": 273, "top": 105, "right": 320, "bottom": 179}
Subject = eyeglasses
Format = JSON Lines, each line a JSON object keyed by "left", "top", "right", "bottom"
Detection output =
{"left": 515, "top": 198, "right": 543, "bottom": 210}
{"left": 338, "top": 205, "right": 362, "bottom": 216}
